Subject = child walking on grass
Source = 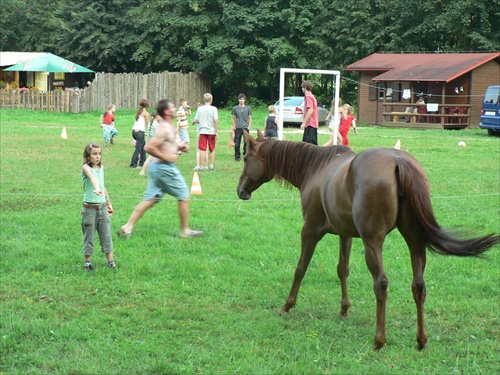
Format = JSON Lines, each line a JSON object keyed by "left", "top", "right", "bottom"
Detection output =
{"left": 99, "top": 104, "right": 118, "bottom": 148}
{"left": 338, "top": 104, "right": 358, "bottom": 146}
{"left": 81, "top": 142, "right": 116, "bottom": 272}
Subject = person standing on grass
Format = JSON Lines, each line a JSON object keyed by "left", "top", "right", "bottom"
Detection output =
{"left": 99, "top": 104, "right": 118, "bottom": 148}
{"left": 139, "top": 110, "right": 160, "bottom": 176}
{"left": 300, "top": 81, "right": 319, "bottom": 145}
{"left": 264, "top": 105, "right": 279, "bottom": 139}
{"left": 323, "top": 98, "right": 345, "bottom": 146}
{"left": 81, "top": 142, "right": 116, "bottom": 272}
{"left": 177, "top": 99, "right": 191, "bottom": 144}
{"left": 130, "top": 99, "right": 150, "bottom": 168}
{"left": 193, "top": 93, "right": 218, "bottom": 171}
{"left": 118, "top": 99, "right": 203, "bottom": 239}
{"left": 231, "top": 93, "right": 252, "bottom": 161}
{"left": 193, "top": 103, "right": 209, "bottom": 171}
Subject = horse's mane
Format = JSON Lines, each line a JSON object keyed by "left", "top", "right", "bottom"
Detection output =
{"left": 257, "top": 139, "right": 354, "bottom": 188}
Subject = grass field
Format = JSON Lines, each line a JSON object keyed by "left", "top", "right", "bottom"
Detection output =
{"left": 1, "top": 107, "right": 499, "bottom": 374}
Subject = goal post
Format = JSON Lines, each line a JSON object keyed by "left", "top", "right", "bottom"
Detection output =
{"left": 278, "top": 68, "right": 341, "bottom": 143}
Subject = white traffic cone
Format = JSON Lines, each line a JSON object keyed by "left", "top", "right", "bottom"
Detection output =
{"left": 394, "top": 139, "right": 401, "bottom": 149}
{"left": 61, "top": 127, "right": 68, "bottom": 139}
{"left": 190, "top": 172, "right": 203, "bottom": 195}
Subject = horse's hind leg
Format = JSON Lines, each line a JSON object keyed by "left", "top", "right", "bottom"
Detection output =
{"left": 338, "top": 236, "right": 352, "bottom": 316}
{"left": 410, "top": 246, "right": 427, "bottom": 350}
{"left": 363, "top": 239, "right": 389, "bottom": 350}
{"left": 400, "top": 230, "right": 428, "bottom": 350}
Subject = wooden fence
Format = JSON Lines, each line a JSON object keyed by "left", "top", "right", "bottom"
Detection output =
{"left": 0, "top": 90, "right": 74, "bottom": 112}
{"left": 0, "top": 71, "right": 210, "bottom": 113}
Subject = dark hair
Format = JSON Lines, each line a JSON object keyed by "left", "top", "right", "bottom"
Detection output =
{"left": 135, "top": 99, "right": 149, "bottom": 121}
{"left": 301, "top": 81, "right": 313, "bottom": 91}
{"left": 156, "top": 99, "right": 174, "bottom": 119}
{"left": 82, "top": 142, "right": 102, "bottom": 167}
{"left": 238, "top": 93, "right": 246, "bottom": 100}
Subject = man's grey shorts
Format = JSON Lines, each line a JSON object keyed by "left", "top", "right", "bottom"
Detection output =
{"left": 144, "top": 161, "right": 190, "bottom": 201}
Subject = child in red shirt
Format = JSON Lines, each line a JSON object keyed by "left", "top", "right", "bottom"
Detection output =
{"left": 339, "top": 104, "right": 358, "bottom": 146}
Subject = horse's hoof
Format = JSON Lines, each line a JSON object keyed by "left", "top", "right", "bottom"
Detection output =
{"left": 279, "top": 306, "right": 290, "bottom": 315}
{"left": 417, "top": 340, "right": 427, "bottom": 351}
{"left": 373, "top": 337, "right": 386, "bottom": 351}
{"left": 417, "top": 333, "right": 427, "bottom": 350}
{"left": 339, "top": 308, "right": 349, "bottom": 317}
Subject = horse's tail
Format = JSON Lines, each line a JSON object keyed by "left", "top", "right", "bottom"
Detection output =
{"left": 395, "top": 156, "right": 499, "bottom": 257}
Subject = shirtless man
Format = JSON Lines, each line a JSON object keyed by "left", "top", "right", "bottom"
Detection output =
{"left": 118, "top": 99, "right": 203, "bottom": 239}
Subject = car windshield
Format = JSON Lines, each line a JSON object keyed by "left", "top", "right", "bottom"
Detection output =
{"left": 484, "top": 87, "right": 499, "bottom": 105}
{"left": 275, "top": 97, "right": 303, "bottom": 107}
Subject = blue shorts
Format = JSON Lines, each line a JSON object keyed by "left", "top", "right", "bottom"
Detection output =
{"left": 103, "top": 125, "right": 118, "bottom": 142}
{"left": 144, "top": 161, "right": 190, "bottom": 201}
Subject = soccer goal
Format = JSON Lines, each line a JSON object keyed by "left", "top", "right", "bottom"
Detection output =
{"left": 278, "top": 68, "right": 341, "bottom": 143}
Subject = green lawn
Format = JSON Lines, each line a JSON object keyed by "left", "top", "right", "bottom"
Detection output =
{"left": 1, "top": 108, "right": 499, "bottom": 374}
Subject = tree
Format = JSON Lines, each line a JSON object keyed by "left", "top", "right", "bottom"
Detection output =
{"left": 56, "top": 0, "right": 141, "bottom": 72}
{"left": 1, "top": 0, "right": 25, "bottom": 51}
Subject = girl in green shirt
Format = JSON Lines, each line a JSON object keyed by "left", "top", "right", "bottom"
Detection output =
{"left": 81, "top": 142, "right": 115, "bottom": 272}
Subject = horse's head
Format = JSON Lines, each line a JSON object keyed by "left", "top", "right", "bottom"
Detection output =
{"left": 236, "top": 130, "right": 274, "bottom": 200}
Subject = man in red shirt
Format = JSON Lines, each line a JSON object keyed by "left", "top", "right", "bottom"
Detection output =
{"left": 300, "top": 80, "right": 319, "bottom": 145}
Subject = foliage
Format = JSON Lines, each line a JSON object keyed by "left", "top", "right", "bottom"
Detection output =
{"left": 0, "top": 0, "right": 25, "bottom": 50}
{"left": 54, "top": 0, "right": 142, "bottom": 72}
{"left": 19, "top": 0, "right": 62, "bottom": 52}
{"left": 2, "top": 0, "right": 499, "bottom": 102}
{"left": 0, "top": 108, "right": 499, "bottom": 374}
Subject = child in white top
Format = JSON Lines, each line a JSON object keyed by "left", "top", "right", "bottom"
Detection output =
{"left": 323, "top": 98, "right": 345, "bottom": 146}
{"left": 140, "top": 111, "right": 160, "bottom": 176}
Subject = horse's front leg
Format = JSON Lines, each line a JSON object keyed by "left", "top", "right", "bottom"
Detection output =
{"left": 279, "top": 227, "right": 323, "bottom": 315}
{"left": 338, "top": 236, "right": 353, "bottom": 316}
{"left": 363, "top": 239, "right": 389, "bottom": 350}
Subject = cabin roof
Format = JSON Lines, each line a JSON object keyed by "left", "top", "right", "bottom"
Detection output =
{"left": 344, "top": 52, "right": 500, "bottom": 82}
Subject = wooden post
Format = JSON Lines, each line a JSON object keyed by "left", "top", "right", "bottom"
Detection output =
{"left": 441, "top": 83, "right": 446, "bottom": 125}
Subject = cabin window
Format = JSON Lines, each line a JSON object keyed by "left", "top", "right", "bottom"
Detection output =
{"left": 391, "top": 82, "right": 401, "bottom": 101}
{"left": 377, "top": 84, "right": 392, "bottom": 101}
{"left": 373, "top": 82, "right": 401, "bottom": 102}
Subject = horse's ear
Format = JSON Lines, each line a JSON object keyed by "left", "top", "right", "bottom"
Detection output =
{"left": 244, "top": 130, "right": 257, "bottom": 147}
{"left": 256, "top": 129, "right": 264, "bottom": 139}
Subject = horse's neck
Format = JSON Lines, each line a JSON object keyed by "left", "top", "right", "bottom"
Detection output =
{"left": 268, "top": 141, "right": 311, "bottom": 189}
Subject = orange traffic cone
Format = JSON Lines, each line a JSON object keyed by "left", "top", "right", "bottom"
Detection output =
{"left": 61, "top": 127, "right": 68, "bottom": 139}
{"left": 394, "top": 139, "right": 401, "bottom": 149}
{"left": 190, "top": 172, "right": 203, "bottom": 195}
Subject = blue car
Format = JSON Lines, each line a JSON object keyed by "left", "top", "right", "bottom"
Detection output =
{"left": 479, "top": 85, "right": 500, "bottom": 136}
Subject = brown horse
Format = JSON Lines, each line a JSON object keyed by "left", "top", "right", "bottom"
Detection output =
{"left": 236, "top": 130, "right": 499, "bottom": 350}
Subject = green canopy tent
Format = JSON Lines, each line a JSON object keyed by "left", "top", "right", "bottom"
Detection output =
{"left": 4, "top": 53, "right": 94, "bottom": 73}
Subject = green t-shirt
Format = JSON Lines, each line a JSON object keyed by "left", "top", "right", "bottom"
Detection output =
{"left": 82, "top": 166, "right": 106, "bottom": 203}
